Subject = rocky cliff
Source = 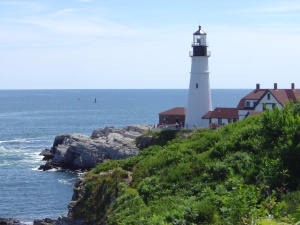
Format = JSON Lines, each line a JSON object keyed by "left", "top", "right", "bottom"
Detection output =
{"left": 39, "top": 125, "right": 152, "bottom": 171}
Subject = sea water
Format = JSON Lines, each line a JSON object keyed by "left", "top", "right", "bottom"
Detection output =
{"left": 0, "top": 89, "right": 250, "bottom": 223}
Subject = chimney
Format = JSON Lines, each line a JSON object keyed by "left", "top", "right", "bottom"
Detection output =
{"left": 274, "top": 83, "right": 277, "bottom": 90}
{"left": 256, "top": 83, "right": 260, "bottom": 90}
{"left": 291, "top": 83, "right": 295, "bottom": 90}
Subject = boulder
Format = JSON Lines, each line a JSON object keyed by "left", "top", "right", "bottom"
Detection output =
{"left": 0, "top": 218, "right": 25, "bottom": 225}
{"left": 39, "top": 125, "right": 151, "bottom": 171}
{"left": 136, "top": 135, "right": 154, "bottom": 149}
{"left": 33, "top": 218, "right": 56, "bottom": 225}
{"left": 55, "top": 216, "right": 87, "bottom": 225}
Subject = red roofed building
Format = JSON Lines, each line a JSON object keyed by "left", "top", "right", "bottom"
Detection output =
{"left": 203, "top": 107, "right": 238, "bottom": 127}
{"left": 158, "top": 83, "right": 300, "bottom": 129}
{"left": 238, "top": 83, "right": 300, "bottom": 120}
{"left": 158, "top": 107, "right": 186, "bottom": 126}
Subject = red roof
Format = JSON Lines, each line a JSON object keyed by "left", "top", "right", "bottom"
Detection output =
{"left": 203, "top": 107, "right": 238, "bottom": 119}
{"left": 270, "top": 89, "right": 300, "bottom": 105}
{"left": 237, "top": 88, "right": 300, "bottom": 109}
{"left": 203, "top": 110, "right": 213, "bottom": 118}
{"left": 248, "top": 111, "right": 262, "bottom": 116}
{"left": 237, "top": 89, "right": 266, "bottom": 109}
{"left": 159, "top": 107, "right": 186, "bottom": 116}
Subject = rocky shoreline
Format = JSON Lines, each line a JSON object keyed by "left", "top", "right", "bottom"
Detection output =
{"left": 1, "top": 125, "right": 152, "bottom": 225}
{"left": 0, "top": 217, "right": 83, "bottom": 225}
{"left": 38, "top": 125, "right": 152, "bottom": 171}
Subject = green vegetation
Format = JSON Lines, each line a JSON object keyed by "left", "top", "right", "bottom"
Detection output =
{"left": 72, "top": 101, "right": 300, "bottom": 224}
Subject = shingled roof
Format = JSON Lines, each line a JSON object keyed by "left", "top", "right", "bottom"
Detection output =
{"left": 159, "top": 107, "right": 186, "bottom": 116}
{"left": 269, "top": 89, "right": 300, "bottom": 105}
{"left": 203, "top": 107, "right": 238, "bottom": 119}
{"left": 237, "top": 89, "right": 266, "bottom": 109}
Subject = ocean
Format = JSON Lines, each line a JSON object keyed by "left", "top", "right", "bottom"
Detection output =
{"left": 0, "top": 89, "right": 250, "bottom": 224}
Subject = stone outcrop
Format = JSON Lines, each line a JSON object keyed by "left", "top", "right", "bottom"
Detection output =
{"left": 35, "top": 124, "right": 154, "bottom": 224}
{"left": 0, "top": 218, "right": 25, "bottom": 225}
{"left": 39, "top": 125, "right": 152, "bottom": 171}
{"left": 32, "top": 217, "right": 87, "bottom": 225}
{"left": 33, "top": 218, "right": 56, "bottom": 225}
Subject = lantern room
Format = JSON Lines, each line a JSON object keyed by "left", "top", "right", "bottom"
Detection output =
{"left": 191, "top": 26, "right": 209, "bottom": 57}
{"left": 192, "top": 26, "right": 207, "bottom": 47}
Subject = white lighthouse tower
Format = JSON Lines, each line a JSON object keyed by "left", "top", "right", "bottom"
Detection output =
{"left": 185, "top": 26, "right": 212, "bottom": 128}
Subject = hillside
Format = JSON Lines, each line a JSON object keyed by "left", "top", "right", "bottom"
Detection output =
{"left": 68, "top": 101, "right": 300, "bottom": 225}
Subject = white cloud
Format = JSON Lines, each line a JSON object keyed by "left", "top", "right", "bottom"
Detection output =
{"left": 53, "top": 8, "right": 78, "bottom": 16}
{"left": 0, "top": 7, "right": 161, "bottom": 49}
{"left": 0, "top": 0, "right": 299, "bottom": 89}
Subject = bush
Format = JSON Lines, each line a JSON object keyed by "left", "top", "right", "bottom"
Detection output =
{"left": 71, "top": 101, "right": 300, "bottom": 225}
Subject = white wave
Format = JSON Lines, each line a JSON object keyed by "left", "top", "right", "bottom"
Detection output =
{"left": 0, "top": 136, "right": 53, "bottom": 144}
{"left": 0, "top": 161, "right": 11, "bottom": 166}
{"left": 57, "top": 178, "right": 75, "bottom": 185}
{"left": 0, "top": 138, "right": 28, "bottom": 143}
{"left": 31, "top": 167, "right": 58, "bottom": 172}
{"left": 46, "top": 168, "right": 58, "bottom": 172}
{"left": 0, "top": 146, "right": 7, "bottom": 151}
{"left": 22, "top": 152, "right": 43, "bottom": 160}
{"left": 0, "top": 145, "right": 44, "bottom": 168}
{"left": 20, "top": 222, "right": 33, "bottom": 225}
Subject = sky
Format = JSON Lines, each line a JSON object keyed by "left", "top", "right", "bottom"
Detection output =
{"left": 0, "top": 0, "right": 299, "bottom": 89}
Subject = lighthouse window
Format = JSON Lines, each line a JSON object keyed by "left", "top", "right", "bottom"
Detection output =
{"left": 196, "top": 83, "right": 198, "bottom": 89}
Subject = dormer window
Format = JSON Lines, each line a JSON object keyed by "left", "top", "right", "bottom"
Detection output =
{"left": 245, "top": 101, "right": 250, "bottom": 107}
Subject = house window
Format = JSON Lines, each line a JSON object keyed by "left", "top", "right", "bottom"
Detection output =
{"left": 245, "top": 101, "right": 250, "bottom": 107}
{"left": 196, "top": 83, "right": 198, "bottom": 89}
{"left": 163, "top": 116, "right": 168, "bottom": 121}
{"left": 267, "top": 93, "right": 271, "bottom": 100}
{"left": 218, "top": 118, "right": 222, "bottom": 125}
{"left": 272, "top": 103, "right": 276, "bottom": 109}
{"left": 228, "top": 118, "right": 232, "bottom": 123}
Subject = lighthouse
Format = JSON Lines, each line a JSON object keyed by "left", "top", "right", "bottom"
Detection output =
{"left": 185, "top": 26, "right": 212, "bottom": 128}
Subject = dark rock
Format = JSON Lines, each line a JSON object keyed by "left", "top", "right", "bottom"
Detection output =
{"left": 53, "top": 135, "right": 69, "bottom": 147}
{"left": 136, "top": 135, "right": 153, "bottom": 149}
{"left": 39, "top": 149, "right": 55, "bottom": 161}
{"left": 38, "top": 165, "right": 52, "bottom": 171}
{"left": 56, "top": 216, "right": 87, "bottom": 225}
{"left": 33, "top": 218, "right": 56, "bottom": 225}
{"left": 0, "top": 218, "right": 25, "bottom": 225}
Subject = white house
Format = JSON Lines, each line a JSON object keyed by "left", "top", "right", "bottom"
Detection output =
{"left": 202, "top": 83, "right": 300, "bottom": 127}
{"left": 237, "top": 83, "right": 300, "bottom": 120}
